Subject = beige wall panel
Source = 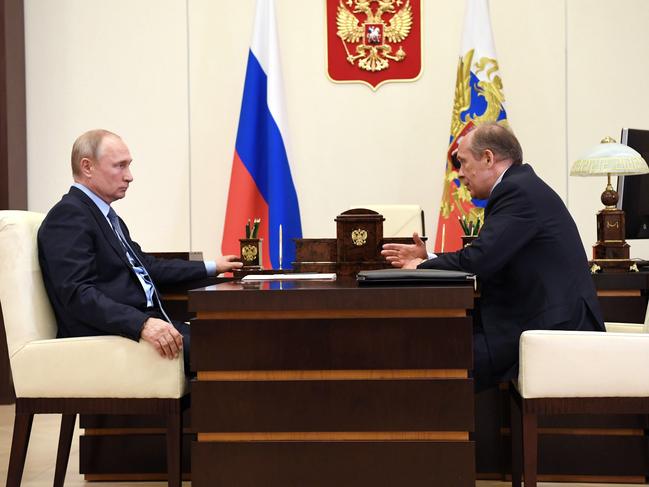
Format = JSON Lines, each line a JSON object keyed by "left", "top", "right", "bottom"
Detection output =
{"left": 188, "top": 0, "right": 255, "bottom": 259}
{"left": 491, "top": 0, "right": 566, "bottom": 198}
{"left": 567, "top": 0, "right": 649, "bottom": 258}
{"left": 24, "top": 0, "right": 190, "bottom": 251}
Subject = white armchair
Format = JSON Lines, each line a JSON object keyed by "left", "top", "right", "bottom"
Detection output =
{"left": 510, "top": 329, "right": 649, "bottom": 487}
{"left": 0, "top": 210, "right": 187, "bottom": 487}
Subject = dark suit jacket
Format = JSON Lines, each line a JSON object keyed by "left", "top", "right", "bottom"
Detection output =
{"left": 38, "top": 187, "right": 207, "bottom": 341}
{"left": 419, "top": 164, "right": 604, "bottom": 379}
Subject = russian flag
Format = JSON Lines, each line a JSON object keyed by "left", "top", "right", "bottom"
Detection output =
{"left": 222, "top": 0, "right": 302, "bottom": 269}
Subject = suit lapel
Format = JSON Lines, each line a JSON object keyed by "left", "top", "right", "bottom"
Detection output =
{"left": 68, "top": 187, "right": 134, "bottom": 270}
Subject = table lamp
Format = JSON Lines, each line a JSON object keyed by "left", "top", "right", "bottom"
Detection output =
{"left": 571, "top": 136, "right": 649, "bottom": 272}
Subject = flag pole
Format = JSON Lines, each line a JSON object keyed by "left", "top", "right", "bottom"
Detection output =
{"left": 279, "top": 224, "right": 283, "bottom": 270}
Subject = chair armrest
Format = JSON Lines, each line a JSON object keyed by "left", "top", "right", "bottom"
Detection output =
{"left": 605, "top": 321, "right": 645, "bottom": 333}
{"left": 11, "top": 336, "right": 187, "bottom": 398}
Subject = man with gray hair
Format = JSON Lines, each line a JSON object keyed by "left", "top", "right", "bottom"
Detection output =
{"left": 38, "top": 129, "right": 242, "bottom": 373}
{"left": 382, "top": 122, "right": 604, "bottom": 390}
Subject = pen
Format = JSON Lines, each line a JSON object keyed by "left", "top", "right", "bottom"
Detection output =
{"left": 245, "top": 219, "right": 251, "bottom": 239}
{"left": 458, "top": 216, "right": 469, "bottom": 235}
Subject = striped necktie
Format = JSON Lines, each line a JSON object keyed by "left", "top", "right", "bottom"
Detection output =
{"left": 107, "top": 208, "right": 172, "bottom": 323}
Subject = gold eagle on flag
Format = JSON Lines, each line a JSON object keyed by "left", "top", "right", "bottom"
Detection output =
{"left": 434, "top": 47, "right": 508, "bottom": 252}
{"left": 336, "top": 0, "right": 413, "bottom": 72}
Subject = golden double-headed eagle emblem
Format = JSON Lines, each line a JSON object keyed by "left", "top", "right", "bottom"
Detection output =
{"left": 336, "top": 0, "right": 413, "bottom": 72}
{"left": 241, "top": 244, "right": 258, "bottom": 262}
{"left": 351, "top": 228, "right": 368, "bottom": 246}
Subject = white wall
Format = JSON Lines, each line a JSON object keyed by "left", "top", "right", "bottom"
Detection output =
{"left": 24, "top": 0, "right": 192, "bottom": 251}
{"left": 24, "top": 0, "right": 649, "bottom": 260}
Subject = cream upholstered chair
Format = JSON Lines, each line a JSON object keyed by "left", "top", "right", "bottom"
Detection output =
{"left": 604, "top": 301, "right": 649, "bottom": 333}
{"left": 509, "top": 330, "right": 649, "bottom": 487}
{"left": 0, "top": 210, "right": 187, "bottom": 487}
{"left": 350, "top": 204, "right": 425, "bottom": 237}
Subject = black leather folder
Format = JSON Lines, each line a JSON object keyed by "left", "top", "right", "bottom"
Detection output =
{"left": 356, "top": 268, "right": 475, "bottom": 286}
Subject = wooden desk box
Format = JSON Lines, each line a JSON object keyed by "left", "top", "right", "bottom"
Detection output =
{"left": 335, "top": 208, "right": 384, "bottom": 264}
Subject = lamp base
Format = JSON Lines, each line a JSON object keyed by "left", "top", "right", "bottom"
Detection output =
{"left": 590, "top": 208, "right": 633, "bottom": 272}
{"left": 593, "top": 240, "right": 630, "bottom": 260}
{"left": 595, "top": 208, "right": 626, "bottom": 244}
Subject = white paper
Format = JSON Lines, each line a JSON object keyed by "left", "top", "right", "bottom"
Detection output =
{"left": 241, "top": 273, "right": 337, "bottom": 282}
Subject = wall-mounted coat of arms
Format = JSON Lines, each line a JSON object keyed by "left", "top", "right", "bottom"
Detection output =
{"left": 326, "top": 0, "right": 422, "bottom": 90}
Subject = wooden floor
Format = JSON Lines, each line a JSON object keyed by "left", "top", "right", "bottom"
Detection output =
{"left": 0, "top": 404, "right": 644, "bottom": 487}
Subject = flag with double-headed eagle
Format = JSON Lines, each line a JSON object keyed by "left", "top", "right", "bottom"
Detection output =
{"left": 434, "top": 0, "right": 508, "bottom": 252}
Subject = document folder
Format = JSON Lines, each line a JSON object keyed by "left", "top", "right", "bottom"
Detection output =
{"left": 357, "top": 268, "right": 474, "bottom": 286}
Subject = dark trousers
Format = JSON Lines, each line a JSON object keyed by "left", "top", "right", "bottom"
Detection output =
{"left": 172, "top": 320, "right": 191, "bottom": 376}
{"left": 473, "top": 328, "right": 498, "bottom": 393}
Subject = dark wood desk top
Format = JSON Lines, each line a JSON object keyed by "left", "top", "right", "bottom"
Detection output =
{"left": 592, "top": 270, "right": 649, "bottom": 290}
{"left": 188, "top": 278, "right": 474, "bottom": 315}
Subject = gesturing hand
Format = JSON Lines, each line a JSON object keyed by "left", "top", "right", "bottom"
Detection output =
{"left": 381, "top": 232, "right": 428, "bottom": 268}
{"left": 141, "top": 317, "right": 183, "bottom": 359}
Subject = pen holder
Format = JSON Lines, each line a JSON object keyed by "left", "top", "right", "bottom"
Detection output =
{"left": 461, "top": 235, "right": 478, "bottom": 248}
{"left": 240, "top": 238, "right": 263, "bottom": 269}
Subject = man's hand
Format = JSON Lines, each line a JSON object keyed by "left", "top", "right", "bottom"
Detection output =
{"left": 141, "top": 317, "right": 183, "bottom": 359}
{"left": 216, "top": 254, "right": 244, "bottom": 273}
{"left": 381, "top": 232, "right": 428, "bottom": 269}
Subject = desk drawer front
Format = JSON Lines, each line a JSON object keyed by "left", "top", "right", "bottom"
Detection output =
{"left": 192, "top": 441, "right": 475, "bottom": 487}
{"left": 192, "top": 379, "right": 474, "bottom": 432}
{"left": 191, "top": 317, "right": 472, "bottom": 370}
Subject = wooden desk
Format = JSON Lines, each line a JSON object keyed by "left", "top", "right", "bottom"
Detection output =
{"left": 189, "top": 278, "right": 475, "bottom": 487}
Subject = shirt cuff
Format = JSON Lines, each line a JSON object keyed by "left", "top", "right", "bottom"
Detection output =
{"left": 204, "top": 260, "right": 217, "bottom": 276}
{"left": 427, "top": 252, "right": 438, "bottom": 260}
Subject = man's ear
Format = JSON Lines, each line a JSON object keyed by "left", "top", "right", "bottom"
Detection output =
{"left": 484, "top": 149, "right": 495, "bottom": 167}
{"left": 79, "top": 157, "right": 93, "bottom": 178}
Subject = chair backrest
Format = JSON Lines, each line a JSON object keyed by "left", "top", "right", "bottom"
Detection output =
{"left": 0, "top": 211, "right": 57, "bottom": 358}
{"left": 351, "top": 204, "right": 424, "bottom": 237}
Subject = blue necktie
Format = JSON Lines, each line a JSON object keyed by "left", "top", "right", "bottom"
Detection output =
{"left": 107, "top": 208, "right": 171, "bottom": 323}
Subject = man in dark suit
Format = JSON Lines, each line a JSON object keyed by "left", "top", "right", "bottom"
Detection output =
{"left": 38, "top": 129, "right": 242, "bottom": 371}
{"left": 382, "top": 122, "right": 604, "bottom": 390}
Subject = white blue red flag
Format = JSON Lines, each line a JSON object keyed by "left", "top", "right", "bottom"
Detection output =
{"left": 434, "top": 0, "right": 509, "bottom": 252}
{"left": 222, "top": 0, "right": 302, "bottom": 269}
